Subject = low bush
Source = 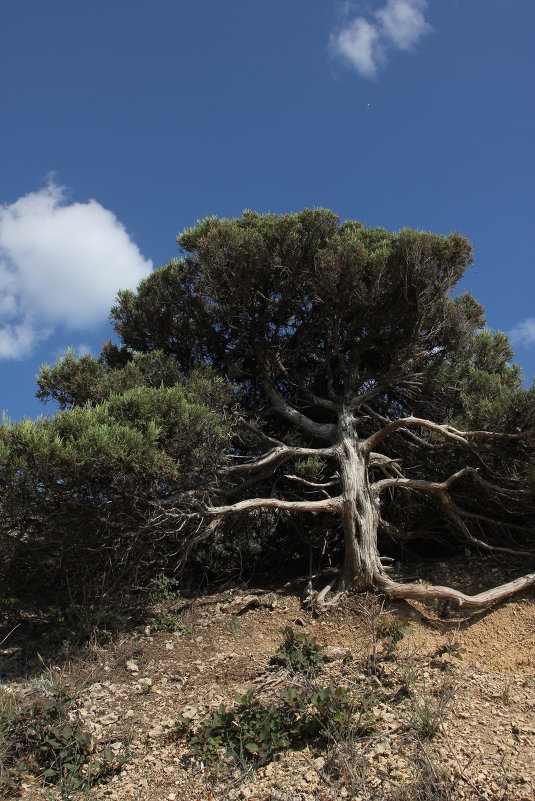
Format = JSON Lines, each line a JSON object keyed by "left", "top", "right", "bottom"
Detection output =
{"left": 176, "top": 682, "right": 374, "bottom": 768}
{"left": 0, "top": 684, "right": 121, "bottom": 797}
{"left": 274, "top": 626, "right": 324, "bottom": 673}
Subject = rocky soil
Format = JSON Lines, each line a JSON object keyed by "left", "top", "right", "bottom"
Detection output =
{"left": 1, "top": 558, "right": 534, "bottom": 801}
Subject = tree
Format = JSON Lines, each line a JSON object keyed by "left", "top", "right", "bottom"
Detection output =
{"left": 34, "top": 209, "right": 535, "bottom": 611}
{"left": 0, "top": 368, "right": 233, "bottom": 620}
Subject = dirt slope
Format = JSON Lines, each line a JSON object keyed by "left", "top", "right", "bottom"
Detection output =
{"left": 3, "top": 572, "right": 534, "bottom": 801}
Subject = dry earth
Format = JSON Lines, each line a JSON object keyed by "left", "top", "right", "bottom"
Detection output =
{"left": 1, "top": 556, "right": 534, "bottom": 801}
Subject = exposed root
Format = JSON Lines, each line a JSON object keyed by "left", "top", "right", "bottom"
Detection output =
{"left": 378, "top": 571, "right": 535, "bottom": 609}
{"left": 303, "top": 575, "right": 346, "bottom": 613}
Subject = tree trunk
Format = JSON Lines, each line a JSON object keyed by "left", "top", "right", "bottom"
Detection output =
{"left": 337, "top": 409, "right": 383, "bottom": 591}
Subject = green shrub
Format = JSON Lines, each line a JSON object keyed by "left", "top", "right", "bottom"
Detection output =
{"left": 0, "top": 686, "right": 120, "bottom": 797}
{"left": 274, "top": 626, "right": 324, "bottom": 673}
{"left": 176, "top": 682, "right": 373, "bottom": 768}
{"left": 150, "top": 612, "right": 191, "bottom": 634}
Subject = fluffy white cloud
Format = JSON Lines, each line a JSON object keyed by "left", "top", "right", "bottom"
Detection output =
{"left": 376, "top": 0, "right": 432, "bottom": 51}
{"left": 509, "top": 318, "right": 535, "bottom": 348}
{"left": 0, "top": 181, "right": 152, "bottom": 359}
{"left": 331, "top": 0, "right": 432, "bottom": 78}
{"left": 330, "top": 17, "right": 382, "bottom": 79}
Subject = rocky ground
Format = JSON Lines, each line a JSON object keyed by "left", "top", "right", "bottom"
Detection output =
{"left": 1, "top": 556, "right": 534, "bottom": 801}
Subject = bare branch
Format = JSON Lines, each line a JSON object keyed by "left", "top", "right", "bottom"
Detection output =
{"left": 237, "top": 417, "right": 285, "bottom": 448}
{"left": 262, "top": 380, "right": 337, "bottom": 441}
{"left": 283, "top": 474, "right": 340, "bottom": 489}
{"left": 221, "top": 443, "right": 336, "bottom": 476}
{"left": 373, "top": 467, "right": 474, "bottom": 495}
{"left": 363, "top": 416, "right": 471, "bottom": 454}
{"left": 444, "top": 426, "right": 535, "bottom": 442}
{"left": 301, "top": 387, "right": 339, "bottom": 413}
{"left": 379, "top": 572, "right": 535, "bottom": 609}
{"left": 373, "top": 469, "right": 534, "bottom": 558}
{"left": 204, "top": 495, "right": 342, "bottom": 517}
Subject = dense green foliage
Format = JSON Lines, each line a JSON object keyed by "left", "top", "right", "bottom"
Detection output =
{"left": 1, "top": 208, "right": 534, "bottom": 623}
{"left": 0, "top": 372, "right": 232, "bottom": 620}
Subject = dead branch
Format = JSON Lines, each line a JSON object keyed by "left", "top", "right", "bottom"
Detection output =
{"left": 204, "top": 494, "right": 342, "bottom": 517}
{"left": 378, "top": 571, "right": 535, "bottom": 609}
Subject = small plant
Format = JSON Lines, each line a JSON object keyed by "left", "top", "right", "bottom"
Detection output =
{"left": 274, "top": 626, "right": 324, "bottom": 673}
{"left": 229, "top": 614, "right": 241, "bottom": 636}
{"left": 139, "top": 682, "right": 157, "bottom": 695}
{"left": 0, "top": 685, "right": 120, "bottom": 796}
{"left": 391, "top": 754, "right": 454, "bottom": 801}
{"left": 377, "top": 616, "right": 410, "bottom": 646}
{"left": 148, "top": 572, "right": 180, "bottom": 603}
{"left": 151, "top": 612, "right": 192, "bottom": 634}
{"left": 401, "top": 666, "right": 455, "bottom": 741}
{"left": 176, "top": 682, "right": 366, "bottom": 769}
{"left": 436, "top": 629, "right": 466, "bottom": 661}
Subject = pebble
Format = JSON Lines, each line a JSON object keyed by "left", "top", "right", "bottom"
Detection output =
{"left": 99, "top": 712, "right": 119, "bottom": 725}
{"left": 125, "top": 660, "right": 139, "bottom": 673}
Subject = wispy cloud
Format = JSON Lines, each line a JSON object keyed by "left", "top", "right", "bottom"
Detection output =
{"left": 509, "top": 318, "right": 535, "bottom": 348}
{"left": 0, "top": 180, "right": 152, "bottom": 359}
{"left": 330, "top": 0, "right": 433, "bottom": 78}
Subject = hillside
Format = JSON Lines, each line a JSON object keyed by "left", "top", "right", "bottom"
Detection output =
{"left": 1, "top": 557, "right": 534, "bottom": 801}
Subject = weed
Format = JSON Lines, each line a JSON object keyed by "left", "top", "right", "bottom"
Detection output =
{"left": 148, "top": 573, "right": 180, "bottom": 604}
{"left": 353, "top": 596, "right": 408, "bottom": 674}
{"left": 436, "top": 628, "right": 466, "bottom": 661}
{"left": 151, "top": 613, "right": 192, "bottom": 634}
{"left": 176, "top": 682, "right": 369, "bottom": 769}
{"left": 0, "top": 684, "right": 120, "bottom": 797}
{"left": 391, "top": 750, "right": 454, "bottom": 800}
{"left": 500, "top": 678, "right": 512, "bottom": 705}
{"left": 274, "top": 626, "right": 324, "bottom": 673}
{"left": 402, "top": 666, "right": 456, "bottom": 740}
{"left": 377, "top": 616, "right": 410, "bottom": 647}
{"left": 139, "top": 682, "right": 157, "bottom": 695}
{"left": 229, "top": 614, "right": 241, "bottom": 637}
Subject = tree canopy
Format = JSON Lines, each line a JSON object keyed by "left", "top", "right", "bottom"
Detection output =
{"left": 2, "top": 208, "right": 534, "bottom": 619}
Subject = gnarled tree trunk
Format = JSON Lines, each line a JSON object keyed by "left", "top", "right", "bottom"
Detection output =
{"left": 336, "top": 409, "right": 382, "bottom": 591}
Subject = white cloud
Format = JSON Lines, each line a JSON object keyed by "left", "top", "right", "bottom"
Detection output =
{"left": 509, "top": 318, "right": 535, "bottom": 348}
{"left": 0, "top": 181, "right": 152, "bottom": 359}
{"left": 331, "top": 0, "right": 432, "bottom": 78}
{"left": 376, "top": 0, "right": 432, "bottom": 51}
{"left": 330, "top": 17, "right": 382, "bottom": 79}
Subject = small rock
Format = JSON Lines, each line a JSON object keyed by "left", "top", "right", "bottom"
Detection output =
{"left": 322, "top": 645, "right": 351, "bottom": 662}
{"left": 99, "top": 712, "right": 119, "bottom": 726}
{"left": 125, "top": 709, "right": 135, "bottom": 719}
{"left": 314, "top": 756, "right": 325, "bottom": 771}
{"left": 165, "top": 642, "right": 175, "bottom": 650}
{"left": 125, "top": 660, "right": 139, "bottom": 673}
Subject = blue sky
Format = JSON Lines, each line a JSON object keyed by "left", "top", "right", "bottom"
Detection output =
{"left": 1, "top": 0, "right": 534, "bottom": 419}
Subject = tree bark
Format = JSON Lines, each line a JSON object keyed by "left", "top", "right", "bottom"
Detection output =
{"left": 336, "top": 409, "right": 383, "bottom": 591}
